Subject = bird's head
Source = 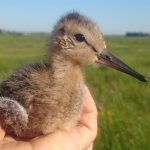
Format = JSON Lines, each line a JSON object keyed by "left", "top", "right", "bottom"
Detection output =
{"left": 50, "top": 12, "right": 147, "bottom": 82}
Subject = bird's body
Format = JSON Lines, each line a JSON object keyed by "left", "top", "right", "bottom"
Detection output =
{"left": 0, "top": 12, "right": 147, "bottom": 139}
{"left": 0, "top": 54, "right": 84, "bottom": 138}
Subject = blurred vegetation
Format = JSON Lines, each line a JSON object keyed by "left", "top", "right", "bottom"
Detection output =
{"left": 0, "top": 34, "right": 150, "bottom": 150}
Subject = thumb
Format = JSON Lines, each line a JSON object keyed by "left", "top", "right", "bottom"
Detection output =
{"left": 0, "top": 126, "right": 5, "bottom": 141}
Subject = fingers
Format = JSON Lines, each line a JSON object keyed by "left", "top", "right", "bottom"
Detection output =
{"left": 86, "top": 144, "right": 93, "bottom": 150}
{"left": 76, "top": 86, "right": 97, "bottom": 149}
{"left": 82, "top": 86, "right": 97, "bottom": 118}
{"left": 0, "top": 126, "right": 5, "bottom": 141}
{"left": 3, "top": 135, "right": 16, "bottom": 143}
{"left": 81, "top": 85, "right": 97, "bottom": 132}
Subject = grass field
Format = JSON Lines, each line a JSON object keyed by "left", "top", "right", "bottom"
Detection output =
{"left": 0, "top": 34, "right": 150, "bottom": 150}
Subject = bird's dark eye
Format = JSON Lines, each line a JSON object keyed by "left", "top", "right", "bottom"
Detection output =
{"left": 74, "top": 33, "right": 85, "bottom": 42}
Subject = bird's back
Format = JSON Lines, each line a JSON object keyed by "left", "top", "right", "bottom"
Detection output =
{"left": 0, "top": 63, "right": 51, "bottom": 109}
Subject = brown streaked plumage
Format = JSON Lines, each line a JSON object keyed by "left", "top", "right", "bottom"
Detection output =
{"left": 0, "top": 12, "right": 147, "bottom": 139}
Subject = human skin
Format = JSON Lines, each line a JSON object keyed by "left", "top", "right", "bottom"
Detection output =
{"left": 0, "top": 86, "right": 97, "bottom": 150}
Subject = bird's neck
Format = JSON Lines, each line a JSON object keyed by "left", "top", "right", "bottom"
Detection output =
{"left": 47, "top": 52, "right": 85, "bottom": 122}
{"left": 50, "top": 52, "right": 84, "bottom": 87}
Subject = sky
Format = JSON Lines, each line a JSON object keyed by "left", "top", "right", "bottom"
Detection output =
{"left": 0, "top": 0, "right": 150, "bottom": 35}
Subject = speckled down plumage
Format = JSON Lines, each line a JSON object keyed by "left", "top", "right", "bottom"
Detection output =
{"left": 0, "top": 12, "right": 105, "bottom": 139}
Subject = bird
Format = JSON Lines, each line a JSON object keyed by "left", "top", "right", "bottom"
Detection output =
{"left": 0, "top": 12, "right": 147, "bottom": 139}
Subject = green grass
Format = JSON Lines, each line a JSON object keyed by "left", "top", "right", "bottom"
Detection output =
{"left": 0, "top": 34, "right": 150, "bottom": 150}
{"left": 0, "top": 34, "right": 48, "bottom": 78}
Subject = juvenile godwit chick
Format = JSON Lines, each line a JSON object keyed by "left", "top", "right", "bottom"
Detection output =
{"left": 0, "top": 12, "right": 147, "bottom": 139}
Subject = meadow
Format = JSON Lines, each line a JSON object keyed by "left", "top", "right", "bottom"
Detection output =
{"left": 0, "top": 33, "right": 150, "bottom": 150}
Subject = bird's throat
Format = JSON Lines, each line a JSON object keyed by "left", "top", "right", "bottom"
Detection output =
{"left": 50, "top": 53, "right": 84, "bottom": 91}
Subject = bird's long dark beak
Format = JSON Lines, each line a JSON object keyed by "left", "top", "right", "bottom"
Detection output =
{"left": 96, "top": 49, "right": 148, "bottom": 82}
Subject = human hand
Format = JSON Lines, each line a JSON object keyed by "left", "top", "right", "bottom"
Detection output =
{"left": 0, "top": 86, "right": 97, "bottom": 150}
